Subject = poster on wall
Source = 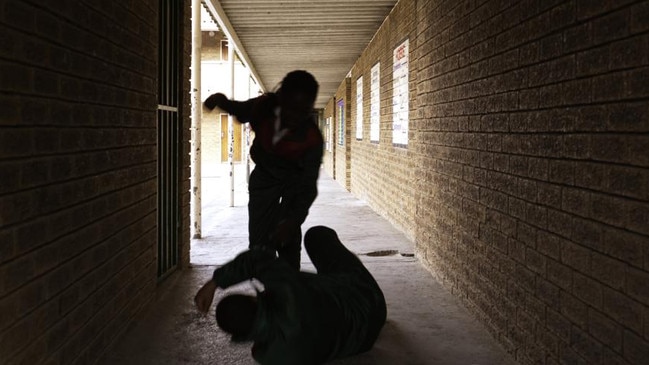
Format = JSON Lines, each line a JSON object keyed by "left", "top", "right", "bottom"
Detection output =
{"left": 392, "top": 39, "right": 409, "bottom": 146}
{"left": 356, "top": 76, "right": 363, "bottom": 140}
{"left": 370, "top": 63, "right": 380, "bottom": 143}
{"left": 327, "top": 117, "right": 333, "bottom": 152}
{"left": 337, "top": 99, "right": 345, "bottom": 146}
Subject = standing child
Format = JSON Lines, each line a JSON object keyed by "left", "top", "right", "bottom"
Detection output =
{"left": 204, "top": 70, "right": 324, "bottom": 269}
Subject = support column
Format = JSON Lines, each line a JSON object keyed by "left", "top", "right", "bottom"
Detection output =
{"left": 245, "top": 75, "right": 251, "bottom": 183}
{"left": 190, "top": 0, "right": 202, "bottom": 238}
{"left": 228, "top": 43, "right": 235, "bottom": 207}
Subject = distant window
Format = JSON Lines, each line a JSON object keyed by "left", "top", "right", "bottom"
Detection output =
{"left": 221, "top": 40, "right": 229, "bottom": 61}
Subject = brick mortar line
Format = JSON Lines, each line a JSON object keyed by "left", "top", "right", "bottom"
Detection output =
{"left": 0, "top": 144, "right": 157, "bottom": 165}
{"left": 418, "top": 133, "right": 649, "bottom": 141}
{"left": 0, "top": 90, "right": 158, "bottom": 112}
{"left": 0, "top": 124, "right": 157, "bottom": 130}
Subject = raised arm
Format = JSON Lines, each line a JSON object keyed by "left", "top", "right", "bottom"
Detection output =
{"left": 204, "top": 93, "right": 264, "bottom": 124}
{"left": 212, "top": 247, "right": 276, "bottom": 288}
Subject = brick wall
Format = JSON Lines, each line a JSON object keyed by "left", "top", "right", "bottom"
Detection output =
{"left": 201, "top": 111, "right": 222, "bottom": 176}
{"left": 346, "top": 0, "right": 649, "bottom": 364}
{"left": 350, "top": 0, "right": 418, "bottom": 241}
{"left": 0, "top": 1, "right": 191, "bottom": 363}
{"left": 201, "top": 31, "right": 226, "bottom": 61}
{"left": 334, "top": 78, "right": 352, "bottom": 190}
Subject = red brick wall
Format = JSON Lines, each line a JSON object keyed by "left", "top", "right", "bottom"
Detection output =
{"left": 0, "top": 1, "right": 191, "bottom": 363}
{"left": 347, "top": 0, "right": 649, "bottom": 364}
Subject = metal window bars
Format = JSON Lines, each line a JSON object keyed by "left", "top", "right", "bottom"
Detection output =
{"left": 157, "top": 0, "right": 180, "bottom": 279}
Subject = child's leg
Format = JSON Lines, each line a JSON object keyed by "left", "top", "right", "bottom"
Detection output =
{"left": 248, "top": 168, "right": 281, "bottom": 249}
{"left": 276, "top": 226, "right": 301, "bottom": 270}
{"left": 304, "top": 226, "right": 364, "bottom": 275}
{"left": 306, "top": 225, "right": 387, "bottom": 350}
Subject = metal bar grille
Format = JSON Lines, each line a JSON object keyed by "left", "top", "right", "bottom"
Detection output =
{"left": 157, "top": 0, "right": 180, "bottom": 279}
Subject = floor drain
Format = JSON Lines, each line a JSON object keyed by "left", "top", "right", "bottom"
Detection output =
{"left": 365, "top": 250, "right": 399, "bottom": 257}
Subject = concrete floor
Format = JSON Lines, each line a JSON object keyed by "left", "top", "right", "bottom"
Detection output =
{"left": 99, "top": 164, "right": 517, "bottom": 365}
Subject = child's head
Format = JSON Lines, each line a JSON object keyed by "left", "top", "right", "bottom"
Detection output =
{"left": 216, "top": 294, "right": 258, "bottom": 341}
{"left": 279, "top": 70, "right": 319, "bottom": 103}
{"left": 277, "top": 70, "right": 319, "bottom": 128}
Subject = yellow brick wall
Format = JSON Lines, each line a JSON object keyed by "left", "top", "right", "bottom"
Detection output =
{"left": 348, "top": 0, "right": 418, "bottom": 241}
{"left": 332, "top": 0, "right": 649, "bottom": 364}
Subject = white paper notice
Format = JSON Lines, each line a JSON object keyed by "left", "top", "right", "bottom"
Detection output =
{"left": 370, "top": 63, "right": 380, "bottom": 143}
{"left": 392, "top": 39, "right": 409, "bottom": 146}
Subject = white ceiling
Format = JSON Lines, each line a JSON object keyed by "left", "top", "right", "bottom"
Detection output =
{"left": 204, "top": 0, "right": 399, "bottom": 109}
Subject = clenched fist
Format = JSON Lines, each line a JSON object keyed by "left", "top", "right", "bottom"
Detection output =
{"left": 204, "top": 93, "right": 228, "bottom": 111}
{"left": 194, "top": 279, "right": 217, "bottom": 313}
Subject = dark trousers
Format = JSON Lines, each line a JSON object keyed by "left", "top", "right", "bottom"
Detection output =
{"left": 304, "top": 225, "right": 387, "bottom": 352}
{"left": 304, "top": 226, "right": 367, "bottom": 275}
{"left": 248, "top": 167, "right": 302, "bottom": 269}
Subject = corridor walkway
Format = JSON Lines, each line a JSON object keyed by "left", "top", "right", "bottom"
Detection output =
{"left": 99, "top": 164, "right": 516, "bottom": 365}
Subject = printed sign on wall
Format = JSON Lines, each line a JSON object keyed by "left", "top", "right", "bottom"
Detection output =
{"left": 356, "top": 76, "right": 363, "bottom": 140}
{"left": 370, "top": 63, "right": 380, "bottom": 143}
{"left": 325, "top": 117, "right": 332, "bottom": 152}
{"left": 337, "top": 99, "right": 344, "bottom": 146}
{"left": 392, "top": 39, "right": 409, "bottom": 146}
